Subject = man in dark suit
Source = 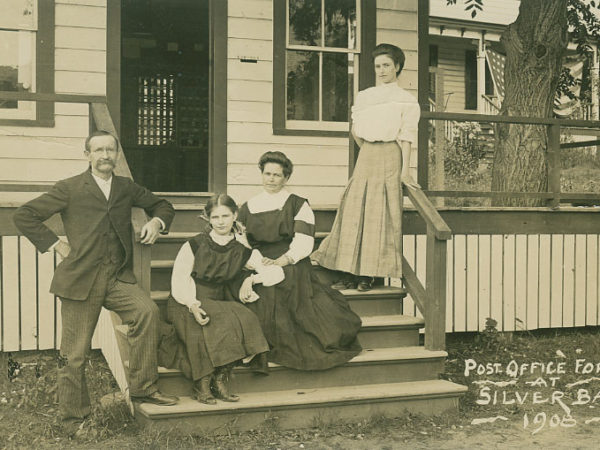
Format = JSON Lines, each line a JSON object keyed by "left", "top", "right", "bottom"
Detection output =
{"left": 14, "top": 130, "right": 179, "bottom": 425}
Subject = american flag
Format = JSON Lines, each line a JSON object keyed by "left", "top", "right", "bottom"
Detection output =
{"left": 485, "top": 49, "right": 505, "bottom": 99}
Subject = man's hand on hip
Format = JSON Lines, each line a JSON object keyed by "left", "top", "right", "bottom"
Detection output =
{"left": 140, "top": 218, "right": 162, "bottom": 245}
{"left": 54, "top": 240, "right": 71, "bottom": 259}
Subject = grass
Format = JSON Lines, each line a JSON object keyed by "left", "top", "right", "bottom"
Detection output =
{"left": 4, "top": 326, "right": 600, "bottom": 447}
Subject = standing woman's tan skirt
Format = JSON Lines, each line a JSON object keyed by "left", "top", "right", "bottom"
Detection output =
{"left": 312, "top": 141, "right": 403, "bottom": 278}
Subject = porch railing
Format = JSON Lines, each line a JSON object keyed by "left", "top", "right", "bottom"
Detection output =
{"left": 418, "top": 110, "right": 600, "bottom": 206}
{"left": 0, "top": 92, "right": 149, "bottom": 393}
{"left": 402, "top": 184, "right": 451, "bottom": 351}
{"left": 481, "top": 94, "right": 501, "bottom": 116}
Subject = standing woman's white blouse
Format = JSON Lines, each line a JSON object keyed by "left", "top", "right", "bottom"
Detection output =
{"left": 351, "top": 83, "right": 421, "bottom": 144}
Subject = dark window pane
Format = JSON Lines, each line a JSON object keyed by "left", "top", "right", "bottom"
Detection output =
{"left": 429, "top": 44, "right": 438, "bottom": 67}
{"left": 0, "top": 30, "right": 25, "bottom": 109}
{"left": 287, "top": 51, "right": 320, "bottom": 120}
{"left": 289, "top": 0, "right": 321, "bottom": 46}
{"left": 322, "top": 52, "right": 349, "bottom": 122}
{"left": 324, "top": 0, "right": 356, "bottom": 48}
{"left": 465, "top": 49, "right": 478, "bottom": 110}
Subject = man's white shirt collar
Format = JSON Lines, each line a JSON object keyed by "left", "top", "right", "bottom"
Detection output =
{"left": 91, "top": 172, "right": 113, "bottom": 200}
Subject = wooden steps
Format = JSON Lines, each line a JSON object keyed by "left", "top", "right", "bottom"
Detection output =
{"left": 149, "top": 346, "right": 446, "bottom": 396}
{"left": 135, "top": 380, "right": 467, "bottom": 433}
{"left": 122, "top": 346, "right": 447, "bottom": 396}
{"left": 115, "top": 197, "right": 466, "bottom": 432}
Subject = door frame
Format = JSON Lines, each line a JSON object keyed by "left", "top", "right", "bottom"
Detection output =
{"left": 106, "top": 0, "right": 227, "bottom": 193}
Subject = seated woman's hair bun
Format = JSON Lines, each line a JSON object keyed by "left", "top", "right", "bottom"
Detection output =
{"left": 258, "top": 151, "right": 293, "bottom": 178}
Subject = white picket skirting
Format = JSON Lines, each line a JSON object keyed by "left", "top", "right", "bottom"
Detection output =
{"left": 2, "top": 233, "right": 600, "bottom": 351}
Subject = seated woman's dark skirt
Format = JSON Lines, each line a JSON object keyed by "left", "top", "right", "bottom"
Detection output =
{"left": 247, "top": 257, "right": 362, "bottom": 371}
{"left": 167, "top": 296, "right": 269, "bottom": 380}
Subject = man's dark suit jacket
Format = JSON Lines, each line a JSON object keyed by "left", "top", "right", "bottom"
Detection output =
{"left": 13, "top": 169, "right": 175, "bottom": 301}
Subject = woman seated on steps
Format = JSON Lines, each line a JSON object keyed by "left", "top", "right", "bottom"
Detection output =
{"left": 236, "top": 151, "right": 363, "bottom": 371}
{"left": 168, "top": 194, "right": 281, "bottom": 404}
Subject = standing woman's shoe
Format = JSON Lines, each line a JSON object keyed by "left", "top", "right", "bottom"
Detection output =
{"left": 357, "top": 276, "right": 374, "bottom": 292}
{"left": 193, "top": 375, "right": 217, "bottom": 405}
{"left": 212, "top": 364, "right": 240, "bottom": 402}
{"left": 331, "top": 272, "right": 357, "bottom": 290}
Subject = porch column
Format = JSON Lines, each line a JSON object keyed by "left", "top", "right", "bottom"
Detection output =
{"left": 476, "top": 33, "right": 486, "bottom": 113}
{"left": 593, "top": 43, "right": 599, "bottom": 120}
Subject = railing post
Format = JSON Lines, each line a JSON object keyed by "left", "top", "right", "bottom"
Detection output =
{"left": 547, "top": 123, "right": 561, "bottom": 208}
{"left": 133, "top": 238, "right": 152, "bottom": 294}
{"left": 425, "top": 226, "right": 447, "bottom": 351}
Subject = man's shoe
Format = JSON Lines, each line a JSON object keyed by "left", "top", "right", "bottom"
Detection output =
{"left": 132, "top": 391, "right": 179, "bottom": 406}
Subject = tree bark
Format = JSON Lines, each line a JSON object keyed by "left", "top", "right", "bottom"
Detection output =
{"left": 491, "top": 0, "right": 569, "bottom": 206}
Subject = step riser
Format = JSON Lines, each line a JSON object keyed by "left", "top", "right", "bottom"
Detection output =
{"left": 153, "top": 304, "right": 419, "bottom": 350}
{"left": 169, "top": 214, "right": 210, "bottom": 232}
{"left": 135, "top": 394, "right": 461, "bottom": 434}
{"left": 157, "top": 358, "right": 443, "bottom": 396}
{"left": 359, "top": 329, "right": 419, "bottom": 348}
{"left": 155, "top": 293, "right": 404, "bottom": 319}
{"left": 154, "top": 295, "right": 404, "bottom": 321}
{"left": 152, "top": 242, "right": 185, "bottom": 261}
{"left": 349, "top": 299, "right": 403, "bottom": 317}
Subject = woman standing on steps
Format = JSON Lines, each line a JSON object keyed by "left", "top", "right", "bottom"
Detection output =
{"left": 168, "top": 194, "right": 275, "bottom": 405}
{"left": 312, "top": 43, "right": 421, "bottom": 292}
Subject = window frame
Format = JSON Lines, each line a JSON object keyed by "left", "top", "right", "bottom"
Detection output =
{"left": 273, "top": 0, "right": 374, "bottom": 137}
{"left": 0, "top": 0, "right": 54, "bottom": 127}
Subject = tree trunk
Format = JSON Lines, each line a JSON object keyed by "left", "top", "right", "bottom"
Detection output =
{"left": 491, "top": 0, "right": 569, "bottom": 206}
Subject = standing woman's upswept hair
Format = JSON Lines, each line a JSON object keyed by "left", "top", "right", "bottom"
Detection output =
{"left": 372, "top": 43, "right": 405, "bottom": 75}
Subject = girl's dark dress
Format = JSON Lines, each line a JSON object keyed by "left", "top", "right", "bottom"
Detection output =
{"left": 238, "top": 194, "right": 362, "bottom": 370}
{"left": 167, "top": 232, "right": 269, "bottom": 381}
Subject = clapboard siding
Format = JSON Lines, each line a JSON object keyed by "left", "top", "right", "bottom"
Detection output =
{"left": 228, "top": 164, "right": 349, "bottom": 186}
{"left": 228, "top": 185, "right": 346, "bottom": 205}
{"left": 429, "top": 0, "right": 519, "bottom": 25}
{"left": 377, "top": 0, "right": 420, "bottom": 179}
{"left": 0, "top": 0, "right": 106, "bottom": 186}
{"left": 431, "top": 37, "right": 476, "bottom": 113}
{"left": 55, "top": 26, "right": 106, "bottom": 50}
{"left": 5, "top": 232, "right": 600, "bottom": 351}
{"left": 227, "top": 0, "right": 421, "bottom": 205}
{"left": 55, "top": 49, "right": 106, "bottom": 73}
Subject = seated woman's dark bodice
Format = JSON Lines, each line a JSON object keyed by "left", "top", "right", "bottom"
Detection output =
{"left": 188, "top": 232, "right": 251, "bottom": 299}
{"left": 237, "top": 194, "right": 309, "bottom": 260}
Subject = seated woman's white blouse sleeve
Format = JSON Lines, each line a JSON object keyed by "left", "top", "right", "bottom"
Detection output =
{"left": 397, "top": 100, "right": 421, "bottom": 144}
{"left": 170, "top": 242, "right": 200, "bottom": 308}
{"left": 286, "top": 201, "right": 315, "bottom": 263}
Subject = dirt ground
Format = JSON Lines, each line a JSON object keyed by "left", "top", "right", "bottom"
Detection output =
{"left": 3, "top": 327, "right": 600, "bottom": 448}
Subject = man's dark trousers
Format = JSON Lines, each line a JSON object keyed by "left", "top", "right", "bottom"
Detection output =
{"left": 58, "top": 226, "right": 159, "bottom": 420}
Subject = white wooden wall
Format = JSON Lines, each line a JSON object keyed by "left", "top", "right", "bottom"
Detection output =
{"left": 376, "top": 0, "right": 420, "bottom": 183}
{"left": 226, "top": 0, "right": 349, "bottom": 205}
{"left": 226, "top": 0, "right": 421, "bottom": 205}
{"left": 3, "top": 233, "right": 600, "bottom": 351}
{"left": 0, "top": 0, "right": 106, "bottom": 187}
{"left": 429, "top": 0, "right": 519, "bottom": 26}
{"left": 428, "top": 37, "right": 476, "bottom": 114}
